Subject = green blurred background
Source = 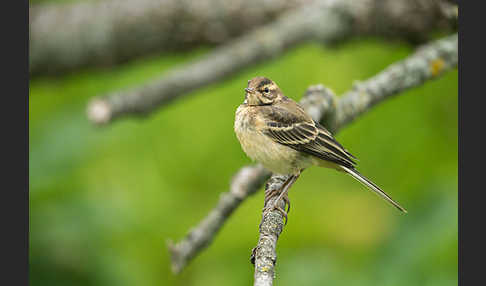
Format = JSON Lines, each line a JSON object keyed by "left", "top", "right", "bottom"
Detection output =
{"left": 30, "top": 34, "right": 458, "bottom": 286}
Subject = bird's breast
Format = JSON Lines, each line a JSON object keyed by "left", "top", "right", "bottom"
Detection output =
{"left": 234, "top": 105, "right": 312, "bottom": 175}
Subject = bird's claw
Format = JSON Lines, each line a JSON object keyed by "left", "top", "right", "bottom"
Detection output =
{"left": 250, "top": 247, "right": 257, "bottom": 265}
{"left": 262, "top": 189, "right": 291, "bottom": 225}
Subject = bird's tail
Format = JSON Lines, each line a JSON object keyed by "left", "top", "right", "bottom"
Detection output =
{"left": 340, "top": 166, "right": 407, "bottom": 213}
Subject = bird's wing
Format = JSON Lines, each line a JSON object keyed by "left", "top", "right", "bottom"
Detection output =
{"left": 261, "top": 105, "right": 357, "bottom": 168}
{"left": 260, "top": 101, "right": 407, "bottom": 213}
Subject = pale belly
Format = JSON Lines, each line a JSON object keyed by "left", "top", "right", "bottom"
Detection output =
{"left": 234, "top": 106, "right": 313, "bottom": 175}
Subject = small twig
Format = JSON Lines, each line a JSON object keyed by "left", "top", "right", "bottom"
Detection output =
{"left": 87, "top": 0, "right": 456, "bottom": 125}
{"left": 168, "top": 33, "right": 457, "bottom": 276}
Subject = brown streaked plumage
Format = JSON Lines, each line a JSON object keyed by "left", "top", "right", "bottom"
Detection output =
{"left": 234, "top": 76, "right": 406, "bottom": 214}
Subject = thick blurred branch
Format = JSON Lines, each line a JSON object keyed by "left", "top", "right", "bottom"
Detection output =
{"left": 29, "top": 0, "right": 309, "bottom": 75}
{"left": 167, "top": 33, "right": 457, "bottom": 277}
{"left": 87, "top": 0, "right": 456, "bottom": 125}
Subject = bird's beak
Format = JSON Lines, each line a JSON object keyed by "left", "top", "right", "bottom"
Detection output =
{"left": 244, "top": 87, "right": 254, "bottom": 103}
{"left": 245, "top": 87, "right": 254, "bottom": 94}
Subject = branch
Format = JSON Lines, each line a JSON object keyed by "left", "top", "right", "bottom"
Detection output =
{"left": 29, "top": 0, "right": 309, "bottom": 75}
{"left": 87, "top": 0, "right": 456, "bottom": 125}
{"left": 166, "top": 33, "right": 457, "bottom": 277}
{"left": 252, "top": 33, "right": 457, "bottom": 286}
{"left": 167, "top": 165, "right": 271, "bottom": 274}
{"left": 253, "top": 175, "right": 291, "bottom": 285}
{"left": 328, "top": 33, "right": 458, "bottom": 132}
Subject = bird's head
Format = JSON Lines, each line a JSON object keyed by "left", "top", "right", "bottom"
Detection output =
{"left": 244, "top": 77, "right": 282, "bottom": 106}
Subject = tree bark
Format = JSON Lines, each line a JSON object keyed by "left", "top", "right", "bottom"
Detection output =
{"left": 30, "top": 0, "right": 310, "bottom": 75}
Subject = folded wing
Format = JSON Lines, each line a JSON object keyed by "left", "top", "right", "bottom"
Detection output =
{"left": 264, "top": 119, "right": 357, "bottom": 169}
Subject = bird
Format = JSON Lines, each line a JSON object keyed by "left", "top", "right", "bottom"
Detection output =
{"left": 234, "top": 76, "right": 406, "bottom": 217}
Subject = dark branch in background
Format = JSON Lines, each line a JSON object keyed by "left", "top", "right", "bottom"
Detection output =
{"left": 86, "top": 0, "right": 456, "bottom": 125}
{"left": 166, "top": 34, "right": 457, "bottom": 279}
{"left": 29, "top": 0, "right": 310, "bottom": 75}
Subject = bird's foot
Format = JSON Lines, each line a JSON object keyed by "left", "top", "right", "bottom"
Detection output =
{"left": 262, "top": 188, "right": 291, "bottom": 225}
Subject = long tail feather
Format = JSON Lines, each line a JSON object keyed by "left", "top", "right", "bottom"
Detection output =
{"left": 340, "top": 166, "right": 407, "bottom": 213}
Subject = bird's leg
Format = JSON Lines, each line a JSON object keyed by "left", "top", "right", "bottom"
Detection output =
{"left": 263, "top": 172, "right": 301, "bottom": 224}
{"left": 263, "top": 176, "right": 292, "bottom": 209}
{"left": 272, "top": 173, "right": 299, "bottom": 219}
{"left": 262, "top": 175, "right": 293, "bottom": 226}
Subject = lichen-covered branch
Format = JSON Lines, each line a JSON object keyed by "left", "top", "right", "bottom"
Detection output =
{"left": 331, "top": 33, "right": 458, "bottom": 132}
{"left": 252, "top": 175, "right": 290, "bottom": 285}
{"left": 30, "top": 0, "right": 309, "bottom": 75}
{"left": 252, "top": 33, "right": 457, "bottom": 286}
{"left": 166, "top": 33, "right": 457, "bottom": 277}
{"left": 87, "top": 0, "right": 456, "bottom": 125}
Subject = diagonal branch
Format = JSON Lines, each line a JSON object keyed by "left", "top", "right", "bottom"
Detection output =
{"left": 167, "top": 165, "right": 271, "bottom": 274}
{"left": 87, "top": 0, "right": 456, "bottom": 125}
{"left": 167, "top": 33, "right": 457, "bottom": 278}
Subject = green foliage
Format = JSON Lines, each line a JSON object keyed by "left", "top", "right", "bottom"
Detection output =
{"left": 30, "top": 39, "right": 457, "bottom": 286}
